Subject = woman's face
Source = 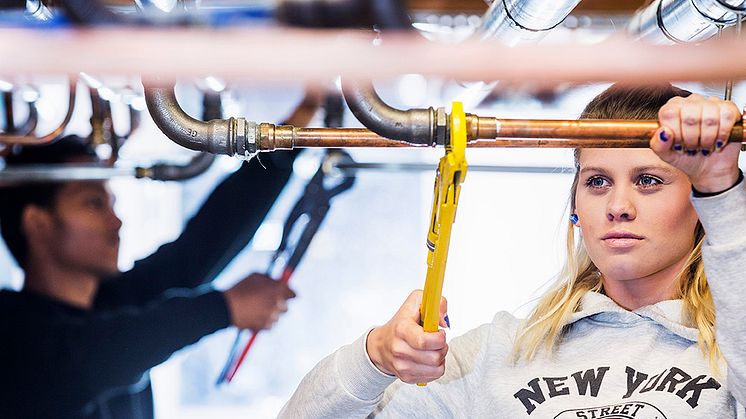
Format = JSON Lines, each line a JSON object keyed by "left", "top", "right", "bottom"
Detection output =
{"left": 574, "top": 148, "right": 699, "bottom": 286}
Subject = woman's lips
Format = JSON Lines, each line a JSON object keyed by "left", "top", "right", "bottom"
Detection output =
{"left": 601, "top": 232, "right": 644, "bottom": 249}
{"left": 602, "top": 237, "right": 642, "bottom": 249}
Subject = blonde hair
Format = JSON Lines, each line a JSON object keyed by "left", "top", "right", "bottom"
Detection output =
{"left": 512, "top": 83, "right": 721, "bottom": 373}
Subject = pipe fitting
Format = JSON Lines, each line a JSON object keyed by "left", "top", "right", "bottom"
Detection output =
{"left": 341, "top": 78, "right": 436, "bottom": 145}
{"left": 0, "top": 80, "right": 76, "bottom": 146}
{"left": 435, "top": 107, "right": 448, "bottom": 146}
{"left": 143, "top": 82, "right": 240, "bottom": 156}
{"left": 142, "top": 81, "right": 301, "bottom": 158}
{"left": 146, "top": 152, "right": 216, "bottom": 181}
{"left": 258, "top": 123, "right": 295, "bottom": 152}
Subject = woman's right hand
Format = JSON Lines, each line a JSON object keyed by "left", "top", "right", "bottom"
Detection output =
{"left": 365, "top": 290, "right": 449, "bottom": 384}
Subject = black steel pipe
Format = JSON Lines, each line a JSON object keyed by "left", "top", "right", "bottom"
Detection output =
{"left": 341, "top": 78, "right": 435, "bottom": 145}
{"left": 143, "top": 82, "right": 237, "bottom": 156}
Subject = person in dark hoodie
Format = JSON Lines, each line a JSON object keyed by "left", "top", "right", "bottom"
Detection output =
{"left": 0, "top": 133, "right": 300, "bottom": 419}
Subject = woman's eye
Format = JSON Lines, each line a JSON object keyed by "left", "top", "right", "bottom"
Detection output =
{"left": 637, "top": 175, "right": 663, "bottom": 187}
{"left": 585, "top": 176, "right": 608, "bottom": 188}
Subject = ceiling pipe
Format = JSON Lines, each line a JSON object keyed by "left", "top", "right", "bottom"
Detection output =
{"left": 89, "top": 86, "right": 115, "bottom": 148}
{"left": 143, "top": 88, "right": 220, "bottom": 181}
{"left": 59, "top": 0, "right": 126, "bottom": 24}
{"left": 340, "top": 78, "right": 440, "bottom": 145}
{"left": 478, "top": 0, "right": 583, "bottom": 45}
{"left": 0, "top": 85, "right": 37, "bottom": 136}
{"left": 331, "top": 161, "right": 575, "bottom": 175}
{"left": 275, "top": 0, "right": 410, "bottom": 29}
{"left": 141, "top": 81, "right": 746, "bottom": 154}
{"left": 342, "top": 0, "right": 583, "bottom": 144}
{"left": 143, "top": 81, "right": 246, "bottom": 157}
{"left": 0, "top": 160, "right": 213, "bottom": 185}
{"left": 143, "top": 152, "right": 216, "bottom": 181}
{"left": 0, "top": 164, "right": 136, "bottom": 186}
{"left": 0, "top": 0, "right": 23, "bottom": 10}
{"left": 337, "top": 0, "right": 432, "bottom": 145}
{"left": 2, "top": 90, "right": 13, "bottom": 133}
{"left": 118, "top": 90, "right": 143, "bottom": 141}
{"left": 628, "top": 0, "right": 746, "bottom": 44}
{"left": 0, "top": 81, "right": 76, "bottom": 146}
{"left": 26, "top": 0, "right": 52, "bottom": 21}
{"left": 16, "top": 94, "right": 38, "bottom": 136}
{"left": 0, "top": 86, "right": 215, "bottom": 184}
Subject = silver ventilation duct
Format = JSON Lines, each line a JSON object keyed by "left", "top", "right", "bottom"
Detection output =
{"left": 628, "top": 0, "right": 746, "bottom": 44}
{"left": 478, "top": 0, "right": 583, "bottom": 45}
{"left": 446, "top": 0, "right": 582, "bottom": 108}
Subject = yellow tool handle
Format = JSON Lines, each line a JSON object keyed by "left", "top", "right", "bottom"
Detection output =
{"left": 418, "top": 102, "right": 468, "bottom": 386}
{"left": 420, "top": 170, "right": 458, "bottom": 332}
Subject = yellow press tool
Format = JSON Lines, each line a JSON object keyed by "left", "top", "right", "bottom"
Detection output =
{"left": 418, "top": 102, "right": 468, "bottom": 385}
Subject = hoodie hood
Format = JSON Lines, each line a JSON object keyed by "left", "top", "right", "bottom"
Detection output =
{"left": 566, "top": 291, "right": 699, "bottom": 342}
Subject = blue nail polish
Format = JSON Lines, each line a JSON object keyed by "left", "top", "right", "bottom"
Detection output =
{"left": 686, "top": 149, "right": 697, "bottom": 156}
{"left": 444, "top": 315, "right": 451, "bottom": 328}
{"left": 673, "top": 144, "right": 683, "bottom": 152}
{"left": 702, "top": 149, "right": 710, "bottom": 156}
{"left": 659, "top": 131, "right": 668, "bottom": 142}
{"left": 716, "top": 140, "right": 724, "bottom": 150}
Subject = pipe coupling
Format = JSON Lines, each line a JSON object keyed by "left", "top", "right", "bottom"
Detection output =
{"left": 233, "top": 118, "right": 258, "bottom": 160}
{"left": 435, "top": 107, "right": 447, "bottom": 146}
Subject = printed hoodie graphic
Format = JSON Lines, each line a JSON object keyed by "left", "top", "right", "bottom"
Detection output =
{"left": 553, "top": 401, "right": 666, "bottom": 418}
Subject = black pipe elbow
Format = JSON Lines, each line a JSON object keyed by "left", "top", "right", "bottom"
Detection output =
{"left": 341, "top": 78, "right": 435, "bottom": 145}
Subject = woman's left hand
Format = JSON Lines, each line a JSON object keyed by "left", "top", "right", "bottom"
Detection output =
{"left": 650, "top": 94, "right": 742, "bottom": 193}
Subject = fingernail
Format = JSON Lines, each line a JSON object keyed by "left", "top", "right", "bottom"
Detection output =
{"left": 686, "top": 149, "right": 697, "bottom": 156}
{"left": 673, "top": 143, "right": 683, "bottom": 152}
{"left": 659, "top": 130, "right": 669, "bottom": 142}
{"left": 701, "top": 149, "right": 710, "bottom": 156}
{"left": 444, "top": 314, "right": 451, "bottom": 329}
{"left": 716, "top": 140, "right": 724, "bottom": 150}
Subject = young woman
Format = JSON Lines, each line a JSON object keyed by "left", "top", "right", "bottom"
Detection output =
{"left": 280, "top": 84, "right": 746, "bottom": 418}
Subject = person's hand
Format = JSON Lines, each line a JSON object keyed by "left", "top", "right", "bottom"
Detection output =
{"left": 365, "top": 290, "right": 449, "bottom": 384}
{"left": 650, "top": 94, "right": 742, "bottom": 193}
{"left": 223, "top": 273, "right": 296, "bottom": 331}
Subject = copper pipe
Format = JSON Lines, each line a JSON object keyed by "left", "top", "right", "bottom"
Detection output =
{"left": 2, "top": 91, "right": 13, "bottom": 133}
{"left": 0, "top": 81, "right": 76, "bottom": 146}
{"left": 466, "top": 115, "right": 660, "bottom": 141}
{"left": 142, "top": 82, "right": 745, "bottom": 154}
{"left": 4, "top": 29, "right": 746, "bottom": 83}
{"left": 258, "top": 125, "right": 414, "bottom": 149}
{"left": 467, "top": 116, "right": 744, "bottom": 144}
{"left": 255, "top": 117, "right": 745, "bottom": 150}
{"left": 466, "top": 138, "right": 652, "bottom": 148}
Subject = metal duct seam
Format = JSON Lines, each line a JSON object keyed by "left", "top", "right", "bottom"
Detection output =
{"left": 715, "top": 0, "right": 746, "bottom": 12}
{"left": 629, "top": 0, "right": 746, "bottom": 44}
{"left": 478, "top": 0, "right": 582, "bottom": 44}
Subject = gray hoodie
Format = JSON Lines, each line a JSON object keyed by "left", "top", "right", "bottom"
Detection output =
{"left": 280, "top": 181, "right": 746, "bottom": 419}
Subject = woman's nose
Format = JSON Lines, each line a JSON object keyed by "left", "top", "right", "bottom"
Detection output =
{"left": 606, "top": 188, "right": 636, "bottom": 222}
